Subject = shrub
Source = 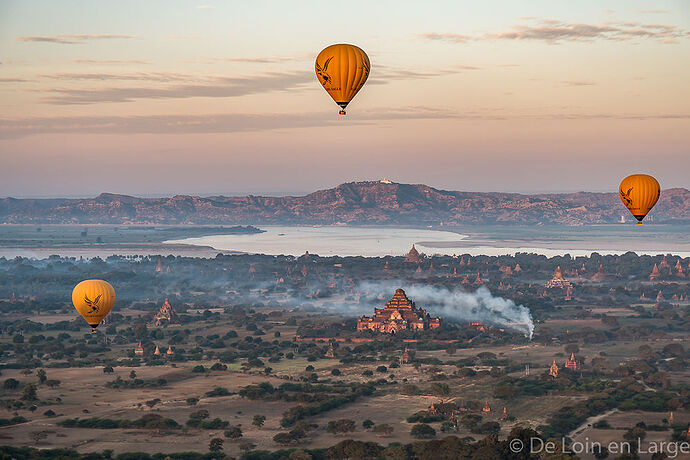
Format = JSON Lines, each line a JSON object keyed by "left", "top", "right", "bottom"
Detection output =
{"left": 411, "top": 423, "right": 436, "bottom": 439}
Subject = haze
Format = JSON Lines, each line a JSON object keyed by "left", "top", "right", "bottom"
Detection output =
{"left": 1, "top": 0, "right": 689, "bottom": 197}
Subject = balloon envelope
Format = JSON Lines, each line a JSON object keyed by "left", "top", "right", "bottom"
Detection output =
{"left": 72, "top": 280, "right": 115, "bottom": 329}
{"left": 315, "top": 44, "right": 370, "bottom": 114}
{"left": 619, "top": 174, "right": 660, "bottom": 223}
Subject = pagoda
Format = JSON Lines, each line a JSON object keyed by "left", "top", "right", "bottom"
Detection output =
{"left": 166, "top": 345, "right": 173, "bottom": 355}
{"left": 153, "top": 299, "right": 177, "bottom": 326}
{"left": 514, "top": 264, "right": 522, "bottom": 273}
{"left": 155, "top": 258, "right": 163, "bottom": 273}
{"left": 401, "top": 347, "right": 410, "bottom": 364}
{"left": 545, "top": 266, "right": 572, "bottom": 289}
{"left": 549, "top": 360, "right": 559, "bottom": 378}
{"left": 501, "top": 407, "right": 508, "bottom": 420}
{"left": 383, "top": 261, "right": 390, "bottom": 272}
{"left": 134, "top": 342, "right": 144, "bottom": 356}
{"left": 590, "top": 265, "right": 609, "bottom": 281}
{"left": 404, "top": 245, "right": 423, "bottom": 264}
{"left": 659, "top": 256, "right": 670, "bottom": 270}
{"left": 248, "top": 264, "right": 256, "bottom": 274}
{"left": 473, "top": 273, "right": 483, "bottom": 286}
{"left": 357, "top": 288, "right": 441, "bottom": 333}
{"left": 564, "top": 353, "right": 580, "bottom": 370}
{"left": 154, "top": 345, "right": 160, "bottom": 356}
{"left": 675, "top": 261, "right": 685, "bottom": 278}
{"left": 650, "top": 264, "right": 661, "bottom": 281}
{"left": 656, "top": 290, "right": 665, "bottom": 303}
{"left": 325, "top": 342, "right": 335, "bottom": 358}
{"left": 482, "top": 401, "right": 491, "bottom": 413}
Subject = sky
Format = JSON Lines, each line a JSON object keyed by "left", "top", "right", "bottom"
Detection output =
{"left": 0, "top": 0, "right": 689, "bottom": 197}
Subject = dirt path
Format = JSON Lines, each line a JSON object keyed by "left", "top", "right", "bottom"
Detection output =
{"left": 569, "top": 409, "right": 617, "bottom": 438}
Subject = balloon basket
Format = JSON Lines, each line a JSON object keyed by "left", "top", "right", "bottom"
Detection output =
{"left": 339, "top": 110, "right": 346, "bottom": 115}
{"left": 91, "top": 328, "right": 98, "bottom": 334}
{"left": 636, "top": 222, "right": 643, "bottom": 226}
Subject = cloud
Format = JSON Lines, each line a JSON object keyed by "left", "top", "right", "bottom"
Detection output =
{"left": 423, "top": 18, "right": 688, "bottom": 45}
{"left": 41, "top": 71, "right": 313, "bottom": 104}
{"left": 17, "top": 34, "right": 137, "bottom": 45}
{"left": 560, "top": 80, "right": 596, "bottom": 86}
{"left": 196, "top": 4, "right": 213, "bottom": 8}
{"left": 638, "top": 9, "right": 670, "bottom": 14}
{"left": 72, "top": 58, "right": 150, "bottom": 65}
{"left": 2, "top": 107, "right": 689, "bottom": 139}
{"left": 209, "top": 56, "right": 298, "bottom": 64}
{"left": 41, "top": 72, "right": 196, "bottom": 82}
{"left": 0, "top": 78, "right": 29, "bottom": 83}
{"left": 421, "top": 33, "right": 471, "bottom": 43}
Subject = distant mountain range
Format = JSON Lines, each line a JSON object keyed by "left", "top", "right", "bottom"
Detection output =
{"left": 1, "top": 181, "right": 689, "bottom": 225}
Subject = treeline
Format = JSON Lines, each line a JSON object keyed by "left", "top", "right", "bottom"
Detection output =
{"left": 58, "top": 414, "right": 179, "bottom": 430}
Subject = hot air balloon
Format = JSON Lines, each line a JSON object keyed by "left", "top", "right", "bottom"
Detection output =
{"left": 72, "top": 280, "right": 115, "bottom": 332}
{"left": 619, "top": 174, "right": 661, "bottom": 225}
{"left": 315, "top": 44, "right": 370, "bottom": 115}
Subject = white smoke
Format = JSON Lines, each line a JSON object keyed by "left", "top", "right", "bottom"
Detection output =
{"left": 357, "top": 281, "right": 534, "bottom": 339}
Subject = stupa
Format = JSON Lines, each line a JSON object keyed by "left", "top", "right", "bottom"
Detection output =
{"left": 545, "top": 266, "right": 572, "bottom": 289}
{"left": 404, "top": 245, "right": 423, "bottom": 264}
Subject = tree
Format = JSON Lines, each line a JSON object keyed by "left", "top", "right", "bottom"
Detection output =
{"left": 373, "top": 423, "right": 393, "bottom": 437}
{"left": 129, "top": 370, "right": 136, "bottom": 379}
{"left": 21, "top": 383, "right": 38, "bottom": 401}
{"left": 45, "top": 380, "right": 61, "bottom": 389}
{"left": 134, "top": 324, "right": 148, "bottom": 341}
{"left": 431, "top": 382, "right": 450, "bottom": 400}
{"left": 208, "top": 438, "right": 224, "bottom": 452}
{"left": 103, "top": 366, "right": 114, "bottom": 374}
{"left": 362, "top": 419, "right": 374, "bottom": 430}
{"left": 252, "top": 414, "right": 266, "bottom": 428}
{"left": 224, "top": 425, "right": 242, "bottom": 440}
{"left": 36, "top": 369, "right": 47, "bottom": 384}
{"left": 3, "top": 378, "right": 19, "bottom": 390}
{"left": 411, "top": 423, "right": 436, "bottom": 439}
{"left": 327, "top": 419, "right": 356, "bottom": 435}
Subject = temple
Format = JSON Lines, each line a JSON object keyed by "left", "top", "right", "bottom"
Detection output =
{"left": 153, "top": 298, "right": 177, "bottom": 326}
{"left": 549, "top": 360, "right": 559, "bottom": 378}
{"left": 564, "top": 352, "right": 580, "bottom": 371}
{"left": 356, "top": 288, "right": 441, "bottom": 333}
{"left": 404, "top": 245, "right": 423, "bottom": 264}
{"left": 545, "top": 266, "right": 572, "bottom": 289}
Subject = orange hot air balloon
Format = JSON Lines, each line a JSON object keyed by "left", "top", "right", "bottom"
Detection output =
{"left": 315, "top": 44, "right": 370, "bottom": 115}
{"left": 72, "top": 280, "right": 115, "bottom": 332}
{"left": 619, "top": 174, "right": 661, "bottom": 225}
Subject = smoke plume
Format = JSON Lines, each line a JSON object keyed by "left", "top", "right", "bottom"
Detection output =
{"left": 357, "top": 281, "right": 534, "bottom": 339}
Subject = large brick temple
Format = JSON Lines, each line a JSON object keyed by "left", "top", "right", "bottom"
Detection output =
{"left": 357, "top": 288, "right": 442, "bottom": 333}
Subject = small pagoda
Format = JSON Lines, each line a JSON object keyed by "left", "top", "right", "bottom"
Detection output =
{"left": 549, "top": 360, "right": 559, "bottom": 378}
{"left": 650, "top": 264, "right": 661, "bottom": 281}
{"left": 325, "top": 342, "right": 335, "bottom": 358}
{"left": 564, "top": 353, "right": 580, "bottom": 371}
{"left": 134, "top": 342, "right": 144, "bottom": 356}
{"left": 401, "top": 347, "right": 410, "bottom": 364}
{"left": 482, "top": 401, "right": 491, "bottom": 413}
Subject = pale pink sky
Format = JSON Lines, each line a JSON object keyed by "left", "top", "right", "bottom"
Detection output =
{"left": 1, "top": 0, "right": 689, "bottom": 197}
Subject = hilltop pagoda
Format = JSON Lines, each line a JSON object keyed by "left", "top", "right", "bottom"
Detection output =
{"left": 153, "top": 298, "right": 177, "bottom": 326}
{"left": 357, "top": 288, "right": 441, "bottom": 333}
{"left": 404, "top": 245, "right": 423, "bottom": 264}
{"left": 545, "top": 266, "right": 572, "bottom": 289}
